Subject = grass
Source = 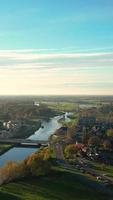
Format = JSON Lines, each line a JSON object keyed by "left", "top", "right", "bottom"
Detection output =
{"left": 0, "top": 170, "right": 113, "bottom": 200}
{"left": 0, "top": 191, "right": 20, "bottom": 200}
{"left": 46, "top": 102, "right": 77, "bottom": 112}
{"left": 90, "top": 161, "right": 113, "bottom": 177}
{"left": 58, "top": 112, "right": 78, "bottom": 128}
{"left": 0, "top": 144, "right": 13, "bottom": 155}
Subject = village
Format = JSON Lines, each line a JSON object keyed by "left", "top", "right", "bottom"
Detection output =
{"left": 48, "top": 103, "right": 113, "bottom": 186}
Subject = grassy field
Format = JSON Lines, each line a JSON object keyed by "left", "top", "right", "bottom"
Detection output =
{"left": 0, "top": 171, "right": 113, "bottom": 200}
{"left": 46, "top": 102, "right": 77, "bottom": 112}
{"left": 59, "top": 112, "right": 78, "bottom": 127}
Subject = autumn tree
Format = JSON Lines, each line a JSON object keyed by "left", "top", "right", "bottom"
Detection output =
{"left": 64, "top": 144, "right": 80, "bottom": 158}
{"left": 107, "top": 129, "right": 113, "bottom": 137}
{"left": 0, "top": 148, "right": 51, "bottom": 185}
{"left": 26, "top": 148, "right": 51, "bottom": 176}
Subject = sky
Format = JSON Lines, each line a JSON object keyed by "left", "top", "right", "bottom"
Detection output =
{"left": 0, "top": 0, "right": 113, "bottom": 95}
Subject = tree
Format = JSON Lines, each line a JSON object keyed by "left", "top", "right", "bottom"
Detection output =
{"left": 0, "top": 121, "right": 3, "bottom": 130}
{"left": 107, "top": 129, "right": 113, "bottom": 137}
{"left": 82, "top": 132, "right": 90, "bottom": 144}
{"left": 0, "top": 148, "right": 51, "bottom": 185}
{"left": 103, "top": 140, "right": 112, "bottom": 150}
{"left": 26, "top": 148, "right": 51, "bottom": 176}
{"left": 88, "top": 136, "right": 100, "bottom": 147}
{"left": 64, "top": 144, "right": 80, "bottom": 158}
{"left": 0, "top": 160, "right": 26, "bottom": 184}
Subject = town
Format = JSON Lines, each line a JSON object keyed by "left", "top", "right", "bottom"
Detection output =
{"left": 0, "top": 96, "right": 113, "bottom": 200}
{"left": 49, "top": 101, "right": 113, "bottom": 186}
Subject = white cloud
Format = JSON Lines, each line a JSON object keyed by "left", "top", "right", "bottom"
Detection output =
{"left": 0, "top": 49, "right": 113, "bottom": 95}
{"left": 0, "top": 50, "right": 112, "bottom": 61}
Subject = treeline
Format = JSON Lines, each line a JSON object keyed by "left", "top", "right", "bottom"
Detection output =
{"left": 0, "top": 148, "right": 51, "bottom": 185}
{"left": 78, "top": 104, "right": 113, "bottom": 122}
{"left": 0, "top": 102, "right": 59, "bottom": 122}
{"left": 11, "top": 119, "right": 41, "bottom": 139}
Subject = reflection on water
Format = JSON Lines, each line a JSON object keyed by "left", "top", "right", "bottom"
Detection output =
{"left": 29, "top": 115, "right": 63, "bottom": 140}
{"left": 29, "top": 112, "right": 72, "bottom": 141}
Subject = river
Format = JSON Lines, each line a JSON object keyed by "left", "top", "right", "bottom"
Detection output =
{"left": 0, "top": 112, "right": 71, "bottom": 167}
{"left": 28, "top": 115, "right": 63, "bottom": 141}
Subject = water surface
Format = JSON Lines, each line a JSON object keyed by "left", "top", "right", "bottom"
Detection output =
{"left": 0, "top": 147, "right": 37, "bottom": 167}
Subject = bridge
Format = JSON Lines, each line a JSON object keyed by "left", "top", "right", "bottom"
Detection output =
{"left": 0, "top": 138, "right": 49, "bottom": 147}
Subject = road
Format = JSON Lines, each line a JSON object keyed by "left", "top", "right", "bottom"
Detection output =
{"left": 77, "top": 157, "right": 113, "bottom": 184}
{"left": 54, "top": 143, "right": 63, "bottom": 160}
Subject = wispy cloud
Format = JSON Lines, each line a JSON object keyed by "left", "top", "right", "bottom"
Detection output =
{"left": 0, "top": 46, "right": 113, "bottom": 53}
{"left": 0, "top": 49, "right": 112, "bottom": 61}
{"left": 0, "top": 49, "right": 113, "bottom": 72}
{"left": 0, "top": 48, "right": 112, "bottom": 95}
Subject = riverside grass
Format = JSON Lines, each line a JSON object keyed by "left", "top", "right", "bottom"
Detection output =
{"left": 0, "top": 170, "right": 112, "bottom": 200}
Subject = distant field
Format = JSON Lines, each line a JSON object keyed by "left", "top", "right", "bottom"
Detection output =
{"left": 0, "top": 171, "right": 112, "bottom": 200}
{"left": 44, "top": 101, "right": 77, "bottom": 112}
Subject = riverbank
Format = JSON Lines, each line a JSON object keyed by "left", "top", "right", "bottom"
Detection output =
{"left": 10, "top": 119, "right": 41, "bottom": 139}
{"left": 0, "top": 144, "right": 13, "bottom": 156}
{"left": 0, "top": 147, "right": 38, "bottom": 168}
{"left": 28, "top": 115, "right": 63, "bottom": 141}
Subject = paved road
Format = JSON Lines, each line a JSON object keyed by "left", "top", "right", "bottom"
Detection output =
{"left": 54, "top": 143, "right": 63, "bottom": 160}
{"left": 77, "top": 157, "right": 113, "bottom": 184}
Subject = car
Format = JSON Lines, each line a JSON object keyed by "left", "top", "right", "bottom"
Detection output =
{"left": 80, "top": 167, "right": 85, "bottom": 173}
{"left": 96, "top": 176, "right": 103, "bottom": 180}
{"left": 75, "top": 164, "right": 80, "bottom": 169}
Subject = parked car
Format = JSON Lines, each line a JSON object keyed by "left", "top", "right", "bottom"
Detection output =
{"left": 96, "top": 176, "right": 103, "bottom": 180}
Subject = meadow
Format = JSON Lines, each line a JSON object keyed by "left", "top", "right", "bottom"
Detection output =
{"left": 0, "top": 171, "right": 112, "bottom": 200}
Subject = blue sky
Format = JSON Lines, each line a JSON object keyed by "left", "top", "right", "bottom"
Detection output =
{"left": 0, "top": 0, "right": 113, "bottom": 95}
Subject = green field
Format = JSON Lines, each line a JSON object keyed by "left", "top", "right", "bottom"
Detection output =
{"left": 46, "top": 102, "right": 77, "bottom": 112}
{"left": 0, "top": 171, "right": 112, "bottom": 200}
